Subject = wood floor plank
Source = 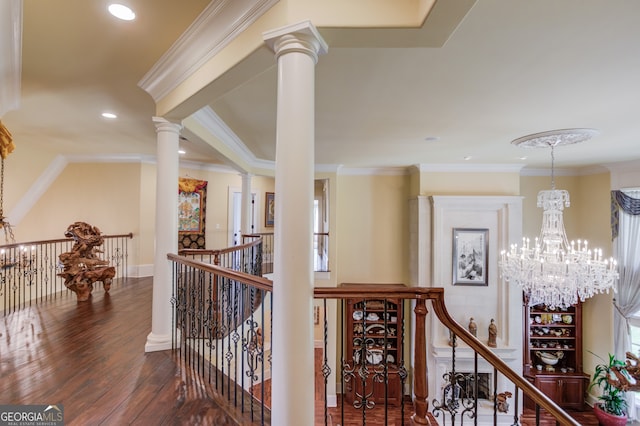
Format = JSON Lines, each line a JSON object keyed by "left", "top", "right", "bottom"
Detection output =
{"left": 0, "top": 278, "right": 240, "bottom": 425}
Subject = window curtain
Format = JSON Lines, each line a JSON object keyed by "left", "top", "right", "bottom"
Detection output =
{"left": 611, "top": 189, "right": 640, "bottom": 419}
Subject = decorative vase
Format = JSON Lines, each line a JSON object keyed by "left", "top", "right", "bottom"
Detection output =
{"left": 593, "top": 403, "right": 627, "bottom": 426}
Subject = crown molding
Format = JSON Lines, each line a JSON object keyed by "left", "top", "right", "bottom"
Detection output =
{"left": 416, "top": 163, "right": 525, "bottom": 173}
{"left": 0, "top": 0, "right": 22, "bottom": 116}
{"left": 179, "top": 159, "right": 237, "bottom": 174}
{"left": 520, "top": 165, "right": 609, "bottom": 177}
{"left": 138, "top": 0, "right": 278, "bottom": 102}
{"left": 64, "top": 154, "right": 156, "bottom": 164}
{"left": 190, "top": 106, "right": 265, "bottom": 167}
{"left": 6, "top": 154, "right": 66, "bottom": 226}
{"left": 338, "top": 166, "right": 411, "bottom": 176}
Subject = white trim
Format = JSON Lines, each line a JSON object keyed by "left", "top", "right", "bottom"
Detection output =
{"left": 338, "top": 166, "right": 411, "bottom": 176}
{"left": 179, "top": 159, "right": 237, "bottom": 174}
{"left": 6, "top": 155, "right": 67, "bottom": 226}
{"left": 138, "top": 0, "right": 279, "bottom": 102}
{"left": 129, "top": 264, "right": 154, "bottom": 278}
{"left": 190, "top": 107, "right": 273, "bottom": 170}
{"left": 418, "top": 163, "right": 525, "bottom": 173}
{"left": 521, "top": 165, "right": 609, "bottom": 177}
{"left": 65, "top": 153, "right": 155, "bottom": 164}
{"left": 0, "top": 0, "right": 22, "bottom": 116}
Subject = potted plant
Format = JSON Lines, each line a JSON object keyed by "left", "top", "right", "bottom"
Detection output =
{"left": 588, "top": 353, "right": 628, "bottom": 426}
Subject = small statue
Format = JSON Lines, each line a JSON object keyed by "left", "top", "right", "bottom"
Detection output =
{"left": 496, "top": 391, "right": 512, "bottom": 413}
{"left": 488, "top": 318, "right": 497, "bottom": 348}
{"left": 468, "top": 317, "right": 477, "bottom": 337}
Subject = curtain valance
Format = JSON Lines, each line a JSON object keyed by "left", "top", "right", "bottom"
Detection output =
{"left": 611, "top": 190, "right": 640, "bottom": 240}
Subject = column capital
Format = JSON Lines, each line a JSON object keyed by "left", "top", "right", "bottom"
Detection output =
{"left": 263, "top": 20, "right": 328, "bottom": 63}
{"left": 152, "top": 116, "right": 182, "bottom": 134}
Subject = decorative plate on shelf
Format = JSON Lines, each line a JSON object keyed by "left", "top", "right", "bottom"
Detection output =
{"left": 353, "top": 310, "right": 363, "bottom": 320}
{"left": 365, "top": 324, "right": 386, "bottom": 335}
{"left": 366, "top": 349, "right": 384, "bottom": 365}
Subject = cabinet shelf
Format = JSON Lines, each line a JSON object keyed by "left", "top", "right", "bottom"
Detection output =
{"left": 530, "top": 324, "right": 575, "bottom": 328}
{"left": 531, "top": 348, "right": 576, "bottom": 352}
{"left": 346, "top": 296, "right": 403, "bottom": 407}
{"left": 524, "top": 299, "right": 585, "bottom": 411}
{"left": 529, "top": 338, "right": 575, "bottom": 342}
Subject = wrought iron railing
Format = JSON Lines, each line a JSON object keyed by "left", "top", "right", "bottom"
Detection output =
{"left": 170, "top": 245, "right": 581, "bottom": 426}
{"left": 242, "top": 232, "right": 330, "bottom": 273}
{"left": 0, "top": 233, "right": 132, "bottom": 315}
{"left": 171, "top": 238, "right": 270, "bottom": 424}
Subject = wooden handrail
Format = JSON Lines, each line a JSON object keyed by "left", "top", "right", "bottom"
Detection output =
{"left": 167, "top": 253, "right": 273, "bottom": 293}
{"left": 0, "top": 232, "right": 133, "bottom": 250}
{"left": 168, "top": 258, "right": 580, "bottom": 426}
{"left": 315, "top": 284, "right": 581, "bottom": 426}
{"left": 179, "top": 237, "right": 263, "bottom": 257}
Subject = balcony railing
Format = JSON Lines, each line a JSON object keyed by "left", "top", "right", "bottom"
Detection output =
{"left": 0, "top": 233, "right": 132, "bottom": 315}
{"left": 242, "top": 232, "right": 330, "bottom": 274}
{"left": 169, "top": 241, "right": 581, "bottom": 426}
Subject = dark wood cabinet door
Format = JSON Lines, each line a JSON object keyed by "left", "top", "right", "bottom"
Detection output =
{"left": 345, "top": 370, "right": 401, "bottom": 406}
{"left": 532, "top": 375, "right": 586, "bottom": 411}
{"left": 558, "top": 377, "right": 586, "bottom": 410}
{"left": 535, "top": 376, "right": 560, "bottom": 401}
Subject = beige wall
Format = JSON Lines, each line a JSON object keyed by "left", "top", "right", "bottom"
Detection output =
{"left": 3, "top": 140, "right": 60, "bottom": 215}
{"left": 420, "top": 171, "right": 521, "bottom": 195}
{"left": 138, "top": 163, "right": 156, "bottom": 265}
{"left": 336, "top": 173, "right": 410, "bottom": 285}
{"left": 15, "top": 162, "right": 142, "bottom": 241}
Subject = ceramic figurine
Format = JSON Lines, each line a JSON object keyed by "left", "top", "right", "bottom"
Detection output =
{"left": 488, "top": 318, "right": 497, "bottom": 348}
{"left": 468, "top": 317, "right": 477, "bottom": 337}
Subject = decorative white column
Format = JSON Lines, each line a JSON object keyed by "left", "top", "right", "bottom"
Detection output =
{"left": 241, "top": 173, "right": 253, "bottom": 234}
{"left": 263, "top": 21, "right": 327, "bottom": 426}
{"left": 145, "top": 117, "right": 181, "bottom": 352}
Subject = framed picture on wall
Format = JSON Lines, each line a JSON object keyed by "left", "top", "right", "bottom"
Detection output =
{"left": 265, "top": 192, "right": 275, "bottom": 227}
{"left": 452, "top": 228, "right": 488, "bottom": 286}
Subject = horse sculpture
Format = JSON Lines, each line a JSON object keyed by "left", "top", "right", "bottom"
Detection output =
{"left": 58, "top": 221, "right": 116, "bottom": 301}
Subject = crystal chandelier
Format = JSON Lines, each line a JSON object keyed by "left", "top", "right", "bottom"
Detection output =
{"left": 499, "top": 129, "right": 618, "bottom": 309}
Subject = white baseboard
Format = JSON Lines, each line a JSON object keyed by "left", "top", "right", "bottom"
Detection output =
{"left": 128, "top": 264, "right": 153, "bottom": 278}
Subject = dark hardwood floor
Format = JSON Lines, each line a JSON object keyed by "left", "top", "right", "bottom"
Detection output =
{"left": 1, "top": 277, "right": 599, "bottom": 426}
{"left": 0, "top": 278, "right": 249, "bottom": 425}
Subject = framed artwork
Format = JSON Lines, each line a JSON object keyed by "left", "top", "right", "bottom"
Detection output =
{"left": 178, "top": 177, "right": 207, "bottom": 249}
{"left": 265, "top": 192, "right": 275, "bottom": 227}
{"left": 452, "top": 228, "right": 488, "bottom": 286}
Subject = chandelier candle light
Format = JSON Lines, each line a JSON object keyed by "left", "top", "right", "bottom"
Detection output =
{"left": 499, "top": 129, "right": 618, "bottom": 309}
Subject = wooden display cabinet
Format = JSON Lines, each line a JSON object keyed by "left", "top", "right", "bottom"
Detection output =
{"left": 523, "top": 299, "right": 589, "bottom": 410}
{"left": 344, "top": 297, "right": 403, "bottom": 407}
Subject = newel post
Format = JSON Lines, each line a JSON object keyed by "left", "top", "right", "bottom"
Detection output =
{"left": 411, "top": 298, "right": 434, "bottom": 425}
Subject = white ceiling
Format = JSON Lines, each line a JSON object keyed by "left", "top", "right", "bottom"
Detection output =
{"left": 4, "top": 0, "right": 640, "bottom": 173}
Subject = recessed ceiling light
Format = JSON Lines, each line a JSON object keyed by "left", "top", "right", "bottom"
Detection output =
{"left": 178, "top": 149, "right": 186, "bottom": 155}
{"left": 108, "top": 4, "right": 135, "bottom": 21}
{"left": 518, "top": 156, "right": 528, "bottom": 160}
{"left": 101, "top": 112, "right": 117, "bottom": 119}
{"left": 463, "top": 156, "right": 472, "bottom": 161}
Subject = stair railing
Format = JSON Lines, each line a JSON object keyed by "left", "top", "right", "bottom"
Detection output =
{"left": 0, "top": 232, "right": 132, "bottom": 315}
{"left": 314, "top": 285, "right": 581, "bottom": 426}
